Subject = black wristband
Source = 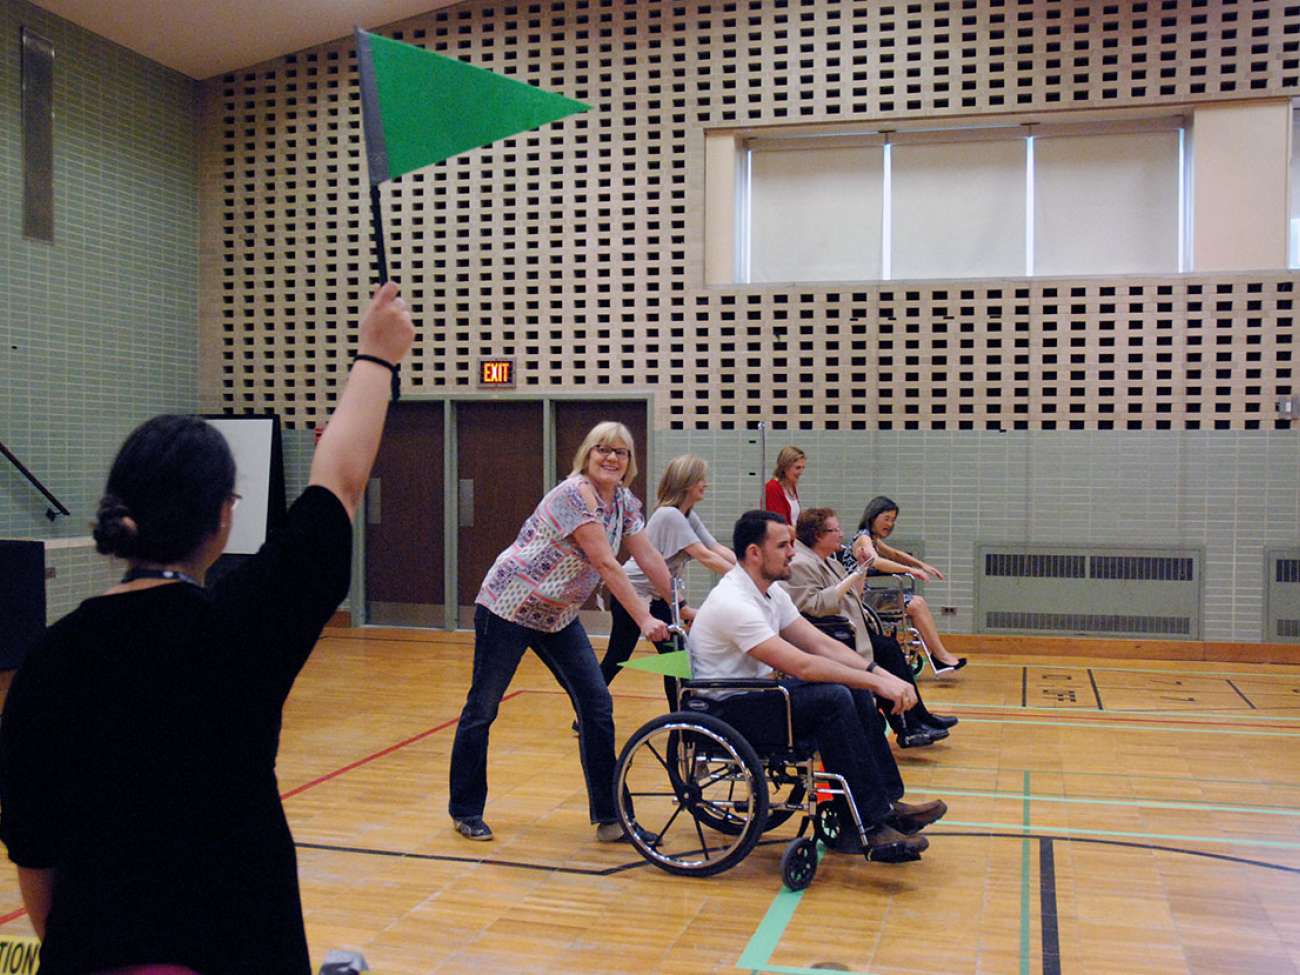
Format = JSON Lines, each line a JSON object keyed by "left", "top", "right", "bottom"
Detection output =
{"left": 354, "top": 354, "right": 401, "bottom": 402}
{"left": 354, "top": 353, "right": 397, "bottom": 373}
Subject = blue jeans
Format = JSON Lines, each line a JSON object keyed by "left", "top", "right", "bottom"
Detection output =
{"left": 449, "top": 605, "right": 619, "bottom": 824}
{"left": 712, "top": 680, "right": 901, "bottom": 827}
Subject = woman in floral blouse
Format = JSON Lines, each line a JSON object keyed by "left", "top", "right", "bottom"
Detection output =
{"left": 448, "top": 421, "right": 673, "bottom": 844}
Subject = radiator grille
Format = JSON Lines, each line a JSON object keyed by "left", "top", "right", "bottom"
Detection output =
{"left": 984, "top": 553, "right": 1085, "bottom": 578}
{"left": 1266, "top": 549, "right": 1300, "bottom": 644}
{"left": 1089, "top": 555, "right": 1195, "bottom": 581}
{"left": 976, "top": 544, "right": 1202, "bottom": 639}
{"left": 986, "top": 611, "right": 1192, "bottom": 636}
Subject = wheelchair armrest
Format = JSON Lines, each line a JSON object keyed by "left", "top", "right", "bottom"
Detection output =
{"left": 864, "top": 572, "right": 915, "bottom": 593}
{"left": 678, "top": 680, "right": 794, "bottom": 749}
{"left": 681, "top": 678, "right": 786, "bottom": 689}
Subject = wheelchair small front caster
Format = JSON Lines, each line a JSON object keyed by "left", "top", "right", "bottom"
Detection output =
{"left": 781, "top": 837, "right": 818, "bottom": 891}
{"left": 813, "top": 800, "right": 844, "bottom": 849}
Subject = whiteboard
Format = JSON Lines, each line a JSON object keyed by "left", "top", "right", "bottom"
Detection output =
{"left": 204, "top": 415, "right": 284, "bottom": 555}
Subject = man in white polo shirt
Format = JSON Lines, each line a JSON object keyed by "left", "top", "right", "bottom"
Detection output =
{"left": 688, "top": 510, "right": 946, "bottom": 862}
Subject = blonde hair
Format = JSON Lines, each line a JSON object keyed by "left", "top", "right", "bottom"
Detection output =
{"left": 772, "top": 445, "right": 807, "bottom": 483}
{"left": 570, "top": 421, "right": 638, "bottom": 487}
{"left": 656, "top": 454, "right": 709, "bottom": 511}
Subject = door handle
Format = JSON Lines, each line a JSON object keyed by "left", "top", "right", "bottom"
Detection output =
{"left": 366, "top": 478, "right": 381, "bottom": 526}
{"left": 458, "top": 478, "right": 474, "bottom": 528}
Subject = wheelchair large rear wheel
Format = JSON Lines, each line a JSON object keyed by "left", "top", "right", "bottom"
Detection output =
{"left": 615, "top": 712, "right": 769, "bottom": 877}
{"left": 669, "top": 747, "right": 806, "bottom": 837}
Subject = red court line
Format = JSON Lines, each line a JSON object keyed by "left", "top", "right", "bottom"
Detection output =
{"left": 528, "top": 686, "right": 666, "bottom": 702}
{"left": 955, "top": 707, "right": 1300, "bottom": 732}
{"left": 0, "top": 693, "right": 522, "bottom": 928}
{"left": 280, "top": 689, "right": 524, "bottom": 801}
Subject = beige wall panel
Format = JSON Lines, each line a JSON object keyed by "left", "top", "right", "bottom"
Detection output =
{"left": 1192, "top": 99, "right": 1291, "bottom": 272}
{"left": 703, "top": 132, "right": 736, "bottom": 286}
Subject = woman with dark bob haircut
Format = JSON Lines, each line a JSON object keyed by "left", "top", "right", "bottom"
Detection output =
{"left": 854, "top": 495, "right": 967, "bottom": 674}
{"left": 0, "top": 284, "right": 414, "bottom": 975}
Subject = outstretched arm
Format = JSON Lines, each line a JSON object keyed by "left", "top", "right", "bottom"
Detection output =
{"left": 778, "top": 617, "right": 917, "bottom": 713}
{"left": 309, "top": 283, "right": 415, "bottom": 520}
{"left": 747, "top": 632, "right": 914, "bottom": 713}
{"left": 684, "top": 541, "right": 733, "bottom": 575}
{"left": 573, "top": 515, "right": 670, "bottom": 643}
{"left": 851, "top": 535, "right": 912, "bottom": 576}
{"left": 625, "top": 530, "right": 675, "bottom": 604}
{"left": 17, "top": 867, "right": 53, "bottom": 938}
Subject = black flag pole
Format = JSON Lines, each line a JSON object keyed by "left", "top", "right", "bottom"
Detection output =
{"left": 367, "top": 182, "right": 400, "bottom": 401}
{"left": 369, "top": 183, "right": 389, "bottom": 284}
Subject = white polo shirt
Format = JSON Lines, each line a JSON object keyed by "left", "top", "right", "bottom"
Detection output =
{"left": 687, "top": 565, "right": 802, "bottom": 687}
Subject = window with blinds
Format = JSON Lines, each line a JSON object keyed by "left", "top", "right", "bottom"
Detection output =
{"left": 740, "top": 116, "right": 1185, "bottom": 284}
{"left": 747, "top": 139, "right": 883, "bottom": 284}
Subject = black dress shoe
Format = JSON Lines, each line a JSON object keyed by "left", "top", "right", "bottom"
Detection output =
{"left": 896, "top": 727, "right": 946, "bottom": 748}
{"left": 864, "top": 823, "right": 928, "bottom": 862}
{"left": 922, "top": 714, "right": 959, "bottom": 730}
{"left": 932, "top": 657, "right": 967, "bottom": 675}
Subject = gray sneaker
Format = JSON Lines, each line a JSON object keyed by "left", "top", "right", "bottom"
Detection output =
{"left": 452, "top": 816, "right": 493, "bottom": 841}
{"left": 596, "top": 821, "right": 659, "bottom": 846}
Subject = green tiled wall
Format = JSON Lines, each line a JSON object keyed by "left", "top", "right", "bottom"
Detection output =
{"left": 41, "top": 538, "right": 121, "bottom": 621}
{"left": 655, "top": 430, "right": 1300, "bottom": 644}
{"left": 0, "top": 0, "right": 199, "bottom": 609}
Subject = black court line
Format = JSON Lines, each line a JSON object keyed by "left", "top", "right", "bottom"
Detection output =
{"left": 1226, "top": 679, "right": 1257, "bottom": 709}
{"left": 1021, "top": 667, "right": 1028, "bottom": 709}
{"left": 295, "top": 840, "right": 651, "bottom": 877}
{"left": 1039, "top": 838, "right": 1061, "bottom": 975}
{"left": 1087, "top": 668, "right": 1104, "bottom": 711}
{"left": 295, "top": 835, "right": 793, "bottom": 879}
{"left": 929, "top": 830, "right": 1300, "bottom": 876}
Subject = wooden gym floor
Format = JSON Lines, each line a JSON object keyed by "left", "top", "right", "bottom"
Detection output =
{"left": 2, "top": 629, "right": 1299, "bottom": 975}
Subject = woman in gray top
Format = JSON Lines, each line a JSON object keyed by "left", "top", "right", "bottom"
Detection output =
{"left": 597, "top": 455, "right": 736, "bottom": 692}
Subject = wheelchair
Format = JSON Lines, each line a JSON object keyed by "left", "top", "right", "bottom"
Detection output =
{"left": 611, "top": 586, "right": 892, "bottom": 891}
{"left": 860, "top": 572, "right": 934, "bottom": 678}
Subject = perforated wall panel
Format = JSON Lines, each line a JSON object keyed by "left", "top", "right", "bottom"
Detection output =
{"left": 197, "top": 0, "right": 1300, "bottom": 431}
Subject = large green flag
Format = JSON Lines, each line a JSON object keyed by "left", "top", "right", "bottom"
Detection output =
{"left": 355, "top": 27, "right": 590, "bottom": 185}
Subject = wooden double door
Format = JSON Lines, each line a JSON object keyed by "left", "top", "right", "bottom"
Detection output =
{"left": 364, "top": 399, "right": 648, "bottom": 629}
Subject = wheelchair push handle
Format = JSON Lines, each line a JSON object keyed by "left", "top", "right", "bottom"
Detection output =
{"left": 669, "top": 576, "right": 686, "bottom": 626}
{"left": 665, "top": 577, "right": 690, "bottom": 645}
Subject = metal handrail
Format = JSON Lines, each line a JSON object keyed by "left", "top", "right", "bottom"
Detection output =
{"left": 0, "top": 438, "right": 69, "bottom": 521}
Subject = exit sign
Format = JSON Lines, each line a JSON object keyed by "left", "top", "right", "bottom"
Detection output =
{"left": 478, "top": 358, "right": 515, "bottom": 388}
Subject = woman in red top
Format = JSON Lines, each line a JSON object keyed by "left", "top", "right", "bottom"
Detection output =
{"left": 763, "top": 445, "right": 806, "bottom": 525}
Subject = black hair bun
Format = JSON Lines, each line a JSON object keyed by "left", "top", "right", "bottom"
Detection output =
{"left": 93, "top": 495, "right": 139, "bottom": 557}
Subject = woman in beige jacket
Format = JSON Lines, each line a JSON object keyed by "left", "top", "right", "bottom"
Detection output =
{"left": 781, "top": 508, "right": 958, "bottom": 748}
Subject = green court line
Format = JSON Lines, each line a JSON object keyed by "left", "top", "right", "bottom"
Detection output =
{"left": 970, "top": 661, "right": 1300, "bottom": 681}
{"left": 957, "top": 716, "right": 1300, "bottom": 738}
{"left": 925, "top": 700, "right": 1300, "bottom": 723}
{"left": 930, "top": 763, "right": 1300, "bottom": 790}
{"left": 942, "top": 819, "right": 1300, "bottom": 851}
{"left": 1019, "top": 771, "right": 1031, "bottom": 975}
{"left": 909, "top": 786, "right": 1300, "bottom": 818}
{"left": 737, "top": 845, "right": 827, "bottom": 973}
